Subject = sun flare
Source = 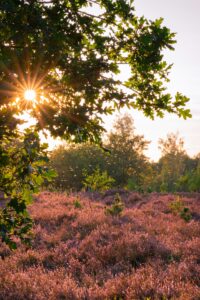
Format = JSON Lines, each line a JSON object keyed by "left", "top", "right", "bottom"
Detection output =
{"left": 24, "top": 89, "right": 36, "bottom": 101}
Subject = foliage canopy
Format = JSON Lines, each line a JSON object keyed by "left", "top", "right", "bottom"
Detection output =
{"left": 0, "top": 0, "right": 191, "bottom": 142}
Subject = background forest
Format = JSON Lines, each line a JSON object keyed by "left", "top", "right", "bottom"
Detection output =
{"left": 50, "top": 114, "right": 200, "bottom": 193}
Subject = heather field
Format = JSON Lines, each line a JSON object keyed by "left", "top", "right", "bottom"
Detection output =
{"left": 0, "top": 191, "right": 200, "bottom": 300}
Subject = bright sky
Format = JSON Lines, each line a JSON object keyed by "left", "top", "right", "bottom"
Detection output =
{"left": 105, "top": 0, "right": 200, "bottom": 161}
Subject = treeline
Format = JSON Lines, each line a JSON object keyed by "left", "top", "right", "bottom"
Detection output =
{"left": 49, "top": 114, "right": 200, "bottom": 193}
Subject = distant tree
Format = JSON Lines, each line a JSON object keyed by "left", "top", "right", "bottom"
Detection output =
{"left": 157, "top": 133, "right": 188, "bottom": 192}
{"left": 177, "top": 154, "right": 200, "bottom": 192}
{"left": 105, "top": 114, "right": 149, "bottom": 188}
{"left": 188, "top": 158, "right": 200, "bottom": 192}
{"left": 0, "top": 0, "right": 191, "bottom": 247}
{"left": 159, "top": 133, "right": 185, "bottom": 156}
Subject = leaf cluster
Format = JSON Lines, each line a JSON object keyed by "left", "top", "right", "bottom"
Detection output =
{"left": 82, "top": 167, "right": 115, "bottom": 192}
{"left": 0, "top": 128, "right": 56, "bottom": 248}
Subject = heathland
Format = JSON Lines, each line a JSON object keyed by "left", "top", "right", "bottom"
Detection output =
{"left": 0, "top": 191, "right": 199, "bottom": 300}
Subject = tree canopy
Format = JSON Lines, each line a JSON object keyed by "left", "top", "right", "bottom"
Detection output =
{"left": 104, "top": 114, "right": 149, "bottom": 186}
{"left": 0, "top": 0, "right": 191, "bottom": 141}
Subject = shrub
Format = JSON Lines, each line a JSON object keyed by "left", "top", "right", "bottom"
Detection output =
{"left": 169, "top": 196, "right": 184, "bottom": 213}
{"left": 105, "top": 193, "right": 124, "bottom": 216}
{"left": 82, "top": 167, "right": 115, "bottom": 193}
{"left": 169, "top": 196, "right": 192, "bottom": 222}
{"left": 73, "top": 198, "right": 82, "bottom": 209}
{"left": 180, "top": 207, "right": 192, "bottom": 222}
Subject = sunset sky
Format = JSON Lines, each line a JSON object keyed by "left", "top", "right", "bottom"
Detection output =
{"left": 114, "top": 0, "right": 200, "bottom": 161}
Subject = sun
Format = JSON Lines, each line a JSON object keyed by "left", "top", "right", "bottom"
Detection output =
{"left": 24, "top": 89, "right": 36, "bottom": 102}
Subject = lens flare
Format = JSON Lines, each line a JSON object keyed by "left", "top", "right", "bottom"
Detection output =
{"left": 24, "top": 89, "right": 36, "bottom": 101}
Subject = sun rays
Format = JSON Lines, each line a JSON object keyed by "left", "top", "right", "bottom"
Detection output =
{"left": 0, "top": 52, "right": 52, "bottom": 108}
{"left": 24, "top": 89, "right": 36, "bottom": 102}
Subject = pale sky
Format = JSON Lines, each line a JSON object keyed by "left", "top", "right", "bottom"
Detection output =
{"left": 104, "top": 0, "right": 200, "bottom": 161}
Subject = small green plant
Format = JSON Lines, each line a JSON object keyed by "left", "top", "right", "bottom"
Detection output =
{"left": 105, "top": 193, "right": 124, "bottom": 217}
{"left": 169, "top": 196, "right": 191, "bottom": 222}
{"left": 169, "top": 196, "right": 184, "bottom": 214}
{"left": 73, "top": 197, "right": 82, "bottom": 209}
{"left": 82, "top": 167, "right": 115, "bottom": 193}
{"left": 180, "top": 207, "right": 192, "bottom": 222}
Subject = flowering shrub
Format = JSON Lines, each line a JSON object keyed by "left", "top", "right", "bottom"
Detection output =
{"left": 0, "top": 192, "right": 199, "bottom": 299}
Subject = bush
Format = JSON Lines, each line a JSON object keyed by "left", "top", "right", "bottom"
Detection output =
{"left": 73, "top": 197, "right": 82, "bottom": 209}
{"left": 169, "top": 196, "right": 184, "bottom": 214}
{"left": 82, "top": 167, "right": 115, "bottom": 193}
{"left": 180, "top": 207, "right": 192, "bottom": 222}
{"left": 105, "top": 193, "right": 124, "bottom": 216}
{"left": 169, "top": 196, "right": 192, "bottom": 222}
